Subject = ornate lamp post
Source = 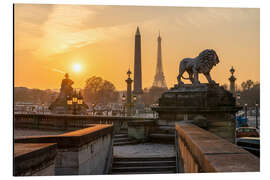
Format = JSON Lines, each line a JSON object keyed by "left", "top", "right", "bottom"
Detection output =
{"left": 229, "top": 66, "right": 236, "bottom": 97}
{"left": 126, "top": 69, "right": 133, "bottom": 116}
{"left": 124, "top": 69, "right": 137, "bottom": 116}
{"left": 67, "top": 89, "right": 83, "bottom": 115}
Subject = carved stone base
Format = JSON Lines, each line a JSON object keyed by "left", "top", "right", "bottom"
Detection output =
{"left": 152, "top": 83, "right": 242, "bottom": 143}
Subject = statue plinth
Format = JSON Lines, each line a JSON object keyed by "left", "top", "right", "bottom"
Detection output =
{"left": 152, "top": 83, "right": 242, "bottom": 143}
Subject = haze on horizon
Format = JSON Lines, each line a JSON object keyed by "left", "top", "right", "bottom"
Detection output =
{"left": 14, "top": 4, "right": 260, "bottom": 91}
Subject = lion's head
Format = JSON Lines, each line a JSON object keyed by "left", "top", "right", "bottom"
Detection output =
{"left": 198, "top": 49, "right": 220, "bottom": 70}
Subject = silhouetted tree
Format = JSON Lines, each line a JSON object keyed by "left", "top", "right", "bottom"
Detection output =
{"left": 83, "top": 76, "right": 119, "bottom": 104}
{"left": 238, "top": 80, "right": 260, "bottom": 106}
{"left": 241, "top": 80, "right": 254, "bottom": 91}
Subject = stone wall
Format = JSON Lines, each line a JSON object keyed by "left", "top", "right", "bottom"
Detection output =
{"left": 14, "top": 124, "right": 113, "bottom": 175}
{"left": 175, "top": 123, "right": 259, "bottom": 173}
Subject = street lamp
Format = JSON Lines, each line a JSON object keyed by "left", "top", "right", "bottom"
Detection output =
{"left": 67, "top": 96, "right": 72, "bottom": 105}
{"left": 66, "top": 89, "right": 83, "bottom": 115}
{"left": 255, "top": 103, "right": 259, "bottom": 129}
{"left": 236, "top": 92, "right": 240, "bottom": 106}
{"left": 77, "top": 91, "right": 83, "bottom": 105}
{"left": 122, "top": 94, "right": 126, "bottom": 102}
{"left": 122, "top": 94, "right": 126, "bottom": 116}
{"left": 132, "top": 95, "right": 137, "bottom": 115}
{"left": 92, "top": 103, "right": 96, "bottom": 115}
{"left": 42, "top": 103, "right": 45, "bottom": 114}
{"left": 133, "top": 95, "right": 137, "bottom": 102}
{"left": 244, "top": 104, "right": 248, "bottom": 119}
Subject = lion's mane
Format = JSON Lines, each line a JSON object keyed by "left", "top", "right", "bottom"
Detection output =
{"left": 197, "top": 49, "right": 219, "bottom": 73}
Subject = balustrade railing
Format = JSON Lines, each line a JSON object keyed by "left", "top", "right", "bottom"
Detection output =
{"left": 14, "top": 113, "right": 157, "bottom": 133}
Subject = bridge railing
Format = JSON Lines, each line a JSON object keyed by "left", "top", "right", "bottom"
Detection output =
{"left": 14, "top": 113, "right": 157, "bottom": 133}
{"left": 175, "top": 123, "right": 259, "bottom": 173}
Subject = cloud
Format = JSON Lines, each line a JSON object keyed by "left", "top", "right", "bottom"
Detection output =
{"left": 14, "top": 4, "right": 259, "bottom": 60}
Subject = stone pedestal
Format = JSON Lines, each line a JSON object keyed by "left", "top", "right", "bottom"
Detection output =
{"left": 152, "top": 84, "right": 241, "bottom": 143}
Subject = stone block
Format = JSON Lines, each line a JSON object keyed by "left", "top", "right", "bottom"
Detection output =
{"left": 14, "top": 143, "right": 57, "bottom": 176}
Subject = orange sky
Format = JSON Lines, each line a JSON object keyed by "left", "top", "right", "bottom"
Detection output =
{"left": 14, "top": 4, "right": 260, "bottom": 91}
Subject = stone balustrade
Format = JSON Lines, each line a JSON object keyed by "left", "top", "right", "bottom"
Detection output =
{"left": 175, "top": 123, "right": 259, "bottom": 173}
{"left": 14, "top": 113, "right": 157, "bottom": 133}
{"left": 14, "top": 124, "right": 113, "bottom": 175}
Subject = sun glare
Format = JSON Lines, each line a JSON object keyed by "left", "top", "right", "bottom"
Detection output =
{"left": 73, "top": 64, "right": 82, "bottom": 72}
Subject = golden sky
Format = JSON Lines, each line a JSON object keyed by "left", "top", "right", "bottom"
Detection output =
{"left": 14, "top": 4, "right": 260, "bottom": 90}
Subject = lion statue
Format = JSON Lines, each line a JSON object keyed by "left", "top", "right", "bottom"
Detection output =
{"left": 177, "top": 49, "right": 220, "bottom": 86}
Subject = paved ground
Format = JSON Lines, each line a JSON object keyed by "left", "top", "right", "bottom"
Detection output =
{"left": 113, "top": 143, "right": 175, "bottom": 158}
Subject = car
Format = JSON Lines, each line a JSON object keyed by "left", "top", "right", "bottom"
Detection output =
{"left": 236, "top": 127, "right": 259, "bottom": 138}
{"left": 236, "top": 137, "right": 260, "bottom": 157}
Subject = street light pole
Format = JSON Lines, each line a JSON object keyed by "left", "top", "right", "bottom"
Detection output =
{"left": 72, "top": 90, "right": 78, "bottom": 115}
{"left": 122, "top": 94, "right": 126, "bottom": 116}
{"left": 42, "top": 103, "right": 45, "bottom": 114}
{"left": 236, "top": 92, "right": 241, "bottom": 106}
{"left": 255, "top": 103, "right": 258, "bottom": 129}
{"left": 125, "top": 69, "right": 133, "bottom": 116}
{"left": 244, "top": 104, "right": 248, "bottom": 119}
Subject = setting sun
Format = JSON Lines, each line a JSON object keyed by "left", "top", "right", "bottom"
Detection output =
{"left": 73, "top": 64, "right": 82, "bottom": 72}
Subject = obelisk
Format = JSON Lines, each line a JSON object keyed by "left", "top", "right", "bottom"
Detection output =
{"left": 133, "top": 26, "right": 144, "bottom": 113}
{"left": 133, "top": 26, "right": 143, "bottom": 95}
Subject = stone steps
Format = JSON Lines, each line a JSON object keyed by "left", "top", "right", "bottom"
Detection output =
{"left": 113, "top": 160, "right": 176, "bottom": 167}
{"left": 113, "top": 130, "right": 138, "bottom": 146}
{"left": 113, "top": 156, "right": 175, "bottom": 162}
{"left": 114, "top": 134, "right": 128, "bottom": 138}
{"left": 114, "top": 137, "right": 130, "bottom": 143}
{"left": 111, "top": 170, "right": 176, "bottom": 175}
{"left": 111, "top": 157, "right": 176, "bottom": 174}
{"left": 113, "top": 139, "right": 139, "bottom": 146}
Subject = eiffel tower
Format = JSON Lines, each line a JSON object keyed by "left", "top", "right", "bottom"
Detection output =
{"left": 152, "top": 32, "right": 167, "bottom": 88}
